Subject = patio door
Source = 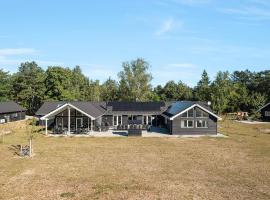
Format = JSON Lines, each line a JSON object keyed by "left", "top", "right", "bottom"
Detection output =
{"left": 76, "top": 118, "right": 83, "bottom": 129}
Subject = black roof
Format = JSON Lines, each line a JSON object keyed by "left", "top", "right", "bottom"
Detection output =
{"left": 106, "top": 102, "right": 166, "bottom": 115}
{"left": 107, "top": 102, "right": 165, "bottom": 112}
{"left": 35, "top": 101, "right": 106, "bottom": 118}
{"left": 163, "top": 101, "right": 214, "bottom": 118}
{"left": 0, "top": 101, "right": 26, "bottom": 114}
{"left": 36, "top": 101, "right": 166, "bottom": 117}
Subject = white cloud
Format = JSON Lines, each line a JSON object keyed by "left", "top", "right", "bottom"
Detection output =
{"left": 221, "top": 0, "right": 270, "bottom": 21}
{"left": 156, "top": 18, "right": 176, "bottom": 36}
{"left": 0, "top": 48, "right": 37, "bottom": 56}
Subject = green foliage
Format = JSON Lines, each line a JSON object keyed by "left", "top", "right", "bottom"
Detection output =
{"left": 194, "top": 70, "right": 210, "bottom": 101}
{"left": 101, "top": 77, "right": 119, "bottom": 101}
{"left": 11, "top": 62, "right": 46, "bottom": 114}
{"left": 45, "top": 66, "right": 75, "bottom": 100}
{"left": 2, "top": 59, "right": 270, "bottom": 116}
{"left": 0, "top": 69, "right": 11, "bottom": 101}
{"left": 118, "top": 58, "right": 152, "bottom": 101}
{"left": 210, "top": 71, "right": 231, "bottom": 114}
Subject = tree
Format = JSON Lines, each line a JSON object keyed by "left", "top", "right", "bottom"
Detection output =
{"left": 247, "top": 92, "right": 267, "bottom": 114}
{"left": 118, "top": 58, "right": 152, "bottom": 101}
{"left": 177, "top": 81, "right": 193, "bottom": 100}
{"left": 210, "top": 71, "right": 231, "bottom": 114}
{"left": 26, "top": 118, "right": 39, "bottom": 157}
{"left": 0, "top": 69, "right": 11, "bottom": 101}
{"left": 71, "top": 66, "right": 89, "bottom": 100}
{"left": 86, "top": 80, "right": 101, "bottom": 101}
{"left": 194, "top": 70, "right": 211, "bottom": 101}
{"left": 162, "top": 81, "right": 178, "bottom": 101}
{"left": 101, "top": 77, "right": 119, "bottom": 101}
{"left": 11, "top": 62, "right": 46, "bottom": 114}
{"left": 45, "top": 66, "right": 75, "bottom": 100}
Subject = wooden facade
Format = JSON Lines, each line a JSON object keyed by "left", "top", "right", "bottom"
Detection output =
{"left": 166, "top": 106, "right": 217, "bottom": 135}
{"left": 0, "top": 111, "right": 26, "bottom": 124}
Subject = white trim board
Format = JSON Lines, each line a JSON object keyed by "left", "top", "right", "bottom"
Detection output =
{"left": 257, "top": 102, "right": 270, "bottom": 112}
{"left": 169, "top": 104, "right": 222, "bottom": 121}
{"left": 41, "top": 103, "right": 96, "bottom": 120}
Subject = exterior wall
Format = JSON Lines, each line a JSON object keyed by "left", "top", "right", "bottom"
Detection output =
{"left": 261, "top": 104, "right": 270, "bottom": 121}
{"left": 0, "top": 111, "right": 26, "bottom": 124}
{"left": 171, "top": 107, "right": 217, "bottom": 135}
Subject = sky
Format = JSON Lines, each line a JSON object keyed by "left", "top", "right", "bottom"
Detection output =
{"left": 0, "top": 0, "right": 270, "bottom": 87}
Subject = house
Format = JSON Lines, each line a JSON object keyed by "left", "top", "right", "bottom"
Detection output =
{"left": 0, "top": 101, "right": 27, "bottom": 124}
{"left": 257, "top": 102, "right": 270, "bottom": 121}
{"left": 36, "top": 101, "right": 221, "bottom": 135}
{"left": 162, "top": 101, "right": 221, "bottom": 135}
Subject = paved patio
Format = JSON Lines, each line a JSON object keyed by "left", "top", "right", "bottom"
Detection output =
{"left": 46, "top": 127, "right": 227, "bottom": 138}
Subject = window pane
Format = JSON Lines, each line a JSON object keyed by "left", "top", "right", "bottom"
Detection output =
{"left": 265, "top": 111, "right": 270, "bottom": 117}
{"left": 118, "top": 116, "right": 122, "bottom": 124}
{"left": 182, "top": 112, "right": 187, "bottom": 117}
{"left": 197, "top": 120, "right": 202, "bottom": 127}
{"left": 148, "top": 116, "right": 152, "bottom": 125}
{"left": 181, "top": 120, "right": 187, "bottom": 128}
{"left": 143, "top": 116, "right": 147, "bottom": 124}
{"left": 196, "top": 109, "right": 202, "bottom": 117}
{"left": 188, "top": 120, "right": 193, "bottom": 127}
{"left": 188, "top": 109, "right": 194, "bottom": 117}
{"left": 196, "top": 120, "right": 207, "bottom": 128}
{"left": 113, "top": 116, "right": 117, "bottom": 126}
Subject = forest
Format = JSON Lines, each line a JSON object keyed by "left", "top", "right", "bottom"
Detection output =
{"left": 0, "top": 58, "right": 269, "bottom": 115}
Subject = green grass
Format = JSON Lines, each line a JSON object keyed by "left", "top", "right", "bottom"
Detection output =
{"left": 0, "top": 120, "right": 270, "bottom": 199}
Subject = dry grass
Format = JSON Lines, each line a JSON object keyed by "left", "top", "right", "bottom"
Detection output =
{"left": 0, "top": 120, "right": 270, "bottom": 200}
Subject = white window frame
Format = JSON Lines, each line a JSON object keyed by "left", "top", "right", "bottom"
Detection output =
{"left": 196, "top": 120, "right": 208, "bottom": 128}
{"left": 181, "top": 120, "right": 194, "bottom": 128}
{"left": 265, "top": 111, "right": 270, "bottom": 117}
{"left": 195, "top": 108, "right": 208, "bottom": 118}
{"left": 113, "top": 115, "right": 122, "bottom": 126}
{"left": 181, "top": 109, "right": 194, "bottom": 118}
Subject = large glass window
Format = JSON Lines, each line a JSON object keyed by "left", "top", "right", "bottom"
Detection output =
{"left": 118, "top": 116, "right": 122, "bottom": 125}
{"left": 181, "top": 120, "right": 194, "bottom": 128}
{"left": 143, "top": 116, "right": 147, "bottom": 124}
{"left": 147, "top": 116, "right": 152, "bottom": 125}
{"left": 196, "top": 108, "right": 208, "bottom": 118}
{"left": 196, "top": 120, "right": 208, "bottom": 128}
{"left": 114, "top": 115, "right": 122, "bottom": 126}
{"left": 182, "top": 109, "right": 194, "bottom": 118}
{"left": 113, "top": 116, "right": 117, "bottom": 126}
{"left": 265, "top": 111, "right": 270, "bottom": 117}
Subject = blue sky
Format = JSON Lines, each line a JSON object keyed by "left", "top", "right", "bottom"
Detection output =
{"left": 0, "top": 0, "right": 270, "bottom": 86}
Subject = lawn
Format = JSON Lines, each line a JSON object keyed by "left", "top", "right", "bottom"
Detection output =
{"left": 0, "top": 120, "right": 270, "bottom": 200}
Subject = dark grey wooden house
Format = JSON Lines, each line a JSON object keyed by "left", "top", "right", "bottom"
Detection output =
{"left": 162, "top": 101, "right": 221, "bottom": 135}
{"left": 36, "top": 101, "right": 221, "bottom": 135}
{"left": 0, "top": 101, "right": 26, "bottom": 124}
{"left": 258, "top": 102, "right": 270, "bottom": 121}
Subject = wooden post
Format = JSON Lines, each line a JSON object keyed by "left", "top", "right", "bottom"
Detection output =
{"left": 88, "top": 118, "right": 90, "bottom": 131}
{"left": 91, "top": 119, "right": 93, "bottom": 132}
{"left": 45, "top": 119, "right": 48, "bottom": 135}
{"left": 29, "top": 137, "right": 32, "bottom": 157}
{"left": 68, "top": 106, "right": 70, "bottom": 134}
